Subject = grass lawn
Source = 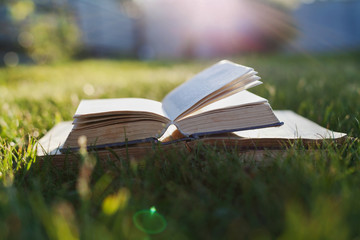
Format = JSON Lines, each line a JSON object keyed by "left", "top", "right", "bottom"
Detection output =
{"left": 0, "top": 52, "right": 359, "bottom": 239}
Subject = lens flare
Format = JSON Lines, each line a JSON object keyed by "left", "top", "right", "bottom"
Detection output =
{"left": 133, "top": 206, "right": 167, "bottom": 234}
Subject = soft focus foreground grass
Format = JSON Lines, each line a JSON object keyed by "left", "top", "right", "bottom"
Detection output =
{"left": 0, "top": 53, "right": 359, "bottom": 239}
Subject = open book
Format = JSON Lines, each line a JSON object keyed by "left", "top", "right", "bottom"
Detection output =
{"left": 62, "top": 60, "right": 282, "bottom": 151}
{"left": 37, "top": 110, "right": 347, "bottom": 166}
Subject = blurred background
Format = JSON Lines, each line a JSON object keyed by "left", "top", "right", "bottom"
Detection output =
{"left": 0, "top": 2, "right": 359, "bottom": 239}
{"left": 1, "top": 0, "right": 360, "bottom": 65}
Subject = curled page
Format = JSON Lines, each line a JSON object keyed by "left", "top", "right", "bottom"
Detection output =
{"left": 162, "top": 60, "right": 254, "bottom": 121}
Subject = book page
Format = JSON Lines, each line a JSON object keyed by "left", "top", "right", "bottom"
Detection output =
{"left": 74, "top": 98, "right": 168, "bottom": 119}
{"left": 181, "top": 90, "right": 268, "bottom": 119}
{"left": 233, "top": 110, "right": 346, "bottom": 140}
{"left": 162, "top": 60, "right": 253, "bottom": 121}
{"left": 37, "top": 121, "right": 73, "bottom": 155}
{"left": 175, "top": 78, "right": 262, "bottom": 121}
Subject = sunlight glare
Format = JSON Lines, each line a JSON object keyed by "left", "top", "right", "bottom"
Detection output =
{"left": 136, "top": 0, "right": 296, "bottom": 57}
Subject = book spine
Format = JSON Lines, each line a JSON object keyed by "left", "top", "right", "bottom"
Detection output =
{"left": 172, "top": 122, "right": 191, "bottom": 137}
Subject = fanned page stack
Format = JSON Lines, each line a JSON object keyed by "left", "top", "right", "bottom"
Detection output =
{"left": 62, "top": 60, "right": 282, "bottom": 151}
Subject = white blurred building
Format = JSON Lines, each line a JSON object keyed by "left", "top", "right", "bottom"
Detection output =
{"left": 71, "top": 0, "right": 360, "bottom": 57}
{"left": 289, "top": 0, "right": 360, "bottom": 52}
{"left": 71, "top": 0, "right": 137, "bottom": 56}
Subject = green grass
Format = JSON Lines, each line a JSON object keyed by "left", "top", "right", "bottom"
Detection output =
{"left": 0, "top": 53, "right": 359, "bottom": 239}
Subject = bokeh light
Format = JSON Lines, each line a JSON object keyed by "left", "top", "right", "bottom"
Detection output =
{"left": 18, "top": 31, "right": 34, "bottom": 48}
{"left": 4, "top": 52, "right": 19, "bottom": 67}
